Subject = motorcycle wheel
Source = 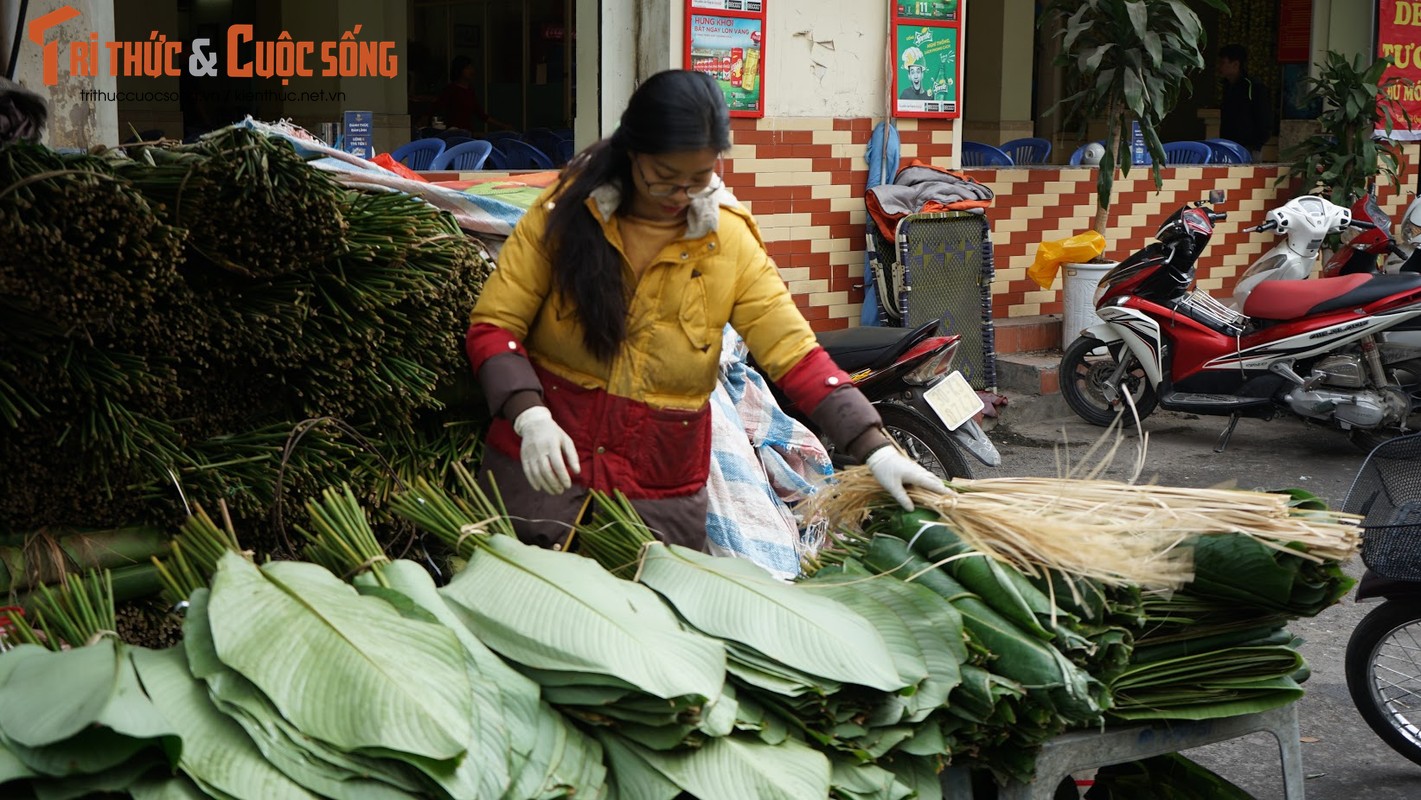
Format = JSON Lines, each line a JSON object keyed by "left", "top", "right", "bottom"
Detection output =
{"left": 1346, "top": 599, "right": 1421, "bottom": 767}
{"left": 1349, "top": 358, "right": 1421, "bottom": 453}
{"left": 1059, "top": 336, "right": 1158, "bottom": 427}
{"left": 876, "top": 403, "right": 974, "bottom": 481}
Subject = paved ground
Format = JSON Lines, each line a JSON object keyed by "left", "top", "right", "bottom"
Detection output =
{"left": 982, "top": 397, "right": 1421, "bottom": 798}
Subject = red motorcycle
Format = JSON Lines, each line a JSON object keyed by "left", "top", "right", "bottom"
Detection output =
{"left": 1059, "top": 201, "right": 1421, "bottom": 451}
{"left": 1323, "top": 191, "right": 1421, "bottom": 278}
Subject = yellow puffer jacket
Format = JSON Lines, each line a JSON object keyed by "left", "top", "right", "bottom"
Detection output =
{"left": 468, "top": 181, "right": 854, "bottom": 502}
{"left": 471, "top": 183, "right": 819, "bottom": 408}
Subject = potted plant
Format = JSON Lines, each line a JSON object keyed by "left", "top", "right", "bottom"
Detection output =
{"left": 1037, "top": 0, "right": 1224, "bottom": 348}
{"left": 1281, "top": 51, "right": 1412, "bottom": 209}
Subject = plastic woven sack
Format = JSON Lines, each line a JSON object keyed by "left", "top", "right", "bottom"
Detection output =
{"left": 1029, "top": 231, "right": 1106, "bottom": 289}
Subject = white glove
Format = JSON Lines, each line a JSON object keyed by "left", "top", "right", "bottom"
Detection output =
{"left": 866, "top": 446, "right": 942, "bottom": 511}
{"left": 513, "top": 406, "right": 581, "bottom": 495}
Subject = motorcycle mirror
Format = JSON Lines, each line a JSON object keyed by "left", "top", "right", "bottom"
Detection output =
{"left": 1208, "top": 189, "right": 1227, "bottom": 204}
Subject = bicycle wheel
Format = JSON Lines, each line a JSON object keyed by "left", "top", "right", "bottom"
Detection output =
{"left": 1345, "top": 599, "right": 1421, "bottom": 766}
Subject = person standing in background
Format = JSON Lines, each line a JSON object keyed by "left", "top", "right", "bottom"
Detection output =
{"left": 1217, "top": 44, "right": 1272, "bottom": 160}
{"left": 431, "top": 56, "right": 511, "bottom": 133}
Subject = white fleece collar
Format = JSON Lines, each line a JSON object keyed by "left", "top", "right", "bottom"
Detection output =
{"left": 588, "top": 181, "right": 735, "bottom": 241}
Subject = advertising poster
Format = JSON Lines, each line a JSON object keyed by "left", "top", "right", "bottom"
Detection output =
{"left": 894, "top": 24, "right": 959, "bottom": 117}
{"left": 1377, "top": 0, "right": 1421, "bottom": 140}
{"left": 895, "top": 0, "right": 959, "bottom": 21}
{"left": 687, "top": 13, "right": 764, "bottom": 116}
{"left": 691, "top": 0, "right": 763, "bottom": 10}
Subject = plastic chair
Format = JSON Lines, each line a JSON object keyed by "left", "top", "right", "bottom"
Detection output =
{"left": 482, "top": 130, "right": 524, "bottom": 147}
{"left": 961, "top": 141, "right": 1015, "bottom": 167}
{"left": 390, "top": 138, "right": 446, "bottom": 170}
{"left": 483, "top": 145, "right": 509, "bottom": 170}
{"left": 499, "top": 139, "right": 556, "bottom": 170}
{"left": 1205, "top": 138, "right": 1251, "bottom": 164}
{"left": 556, "top": 139, "right": 575, "bottom": 165}
{"left": 1068, "top": 141, "right": 1105, "bottom": 166}
{"left": 1161, "top": 141, "right": 1213, "bottom": 165}
{"left": 525, "top": 129, "right": 570, "bottom": 165}
{"left": 431, "top": 139, "right": 494, "bottom": 171}
{"left": 435, "top": 127, "right": 473, "bottom": 140}
{"left": 443, "top": 136, "right": 475, "bottom": 147}
{"left": 1000, "top": 137, "right": 1052, "bottom": 165}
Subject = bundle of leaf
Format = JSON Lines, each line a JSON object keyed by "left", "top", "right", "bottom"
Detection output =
{"left": 1109, "top": 519, "right": 1356, "bottom": 722}
{"left": 1, "top": 126, "right": 492, "bottom": 550}
{"left": 0, "top": 143, "right": 189, "bottom": 359}
{"left": 115, "top": 128, "right": 349, "bottom": 280}
{"left": 803, "top": 469, "right": 1361, "bottom": 590}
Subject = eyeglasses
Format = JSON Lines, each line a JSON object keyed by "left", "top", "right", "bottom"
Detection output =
{"left": 634, "top": 156, "right": 723, "bottom": 199}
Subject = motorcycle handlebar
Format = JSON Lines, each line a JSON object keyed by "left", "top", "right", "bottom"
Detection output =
{"left": 1207, "top": 211, "right": 1228, "bottom": 222}
{"left": 1249, "top": 220, "right": 1278, "bottom": 233}
{"left": 1350, "top": 220, "right": 1377, "bottom": 229}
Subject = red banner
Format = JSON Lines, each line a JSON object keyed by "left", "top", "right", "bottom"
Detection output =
{"left": 1276, "top": 0, "right": 1310, "bottom": 62}
{"left": 1378, "top": 0, "right": 1421, "bottom": 138}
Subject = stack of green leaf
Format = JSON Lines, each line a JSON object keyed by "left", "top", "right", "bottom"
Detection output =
{"left": 1110, "top": 527, "right": 1355, "bottom": 722}
{"left": 803, "top": 508, "right": 1136, "bottom": 784}
{"left": 0, "top": 128, "right": 491, "bottom": 550}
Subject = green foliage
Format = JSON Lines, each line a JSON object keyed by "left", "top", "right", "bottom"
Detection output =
{"left": 1039, "top": 0, "right": 1227, "bottom": 230}
{"left": 1281, "top": 52, "right": 1414, "bottom": 206}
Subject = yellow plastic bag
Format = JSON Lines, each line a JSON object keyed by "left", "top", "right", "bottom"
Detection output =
{"left": 1028, "top": 231, "right": 1106, "bottom": 289}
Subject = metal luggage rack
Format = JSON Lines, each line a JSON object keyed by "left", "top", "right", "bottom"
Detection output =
{"left": 1174, "top": 289, "right": 1246, "bottom": 335}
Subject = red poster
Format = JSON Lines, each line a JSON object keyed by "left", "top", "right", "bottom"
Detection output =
{"left": 1276, "top": 0, "right": 1310, "bottom": 62}
{"left": 1377, "top": 0, "right": 1421, "bottom": 139}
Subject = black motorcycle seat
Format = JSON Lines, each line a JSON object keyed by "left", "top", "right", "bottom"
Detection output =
{"left": 815, "top": 320, "right": 939, "bottom": 374}
{"left": 1243, "top": 273, "right": 1421, "bottom": 320}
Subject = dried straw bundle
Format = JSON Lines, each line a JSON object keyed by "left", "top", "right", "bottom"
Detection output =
{"left": 803, "top": 468, "right": 1360, "bottom": 590}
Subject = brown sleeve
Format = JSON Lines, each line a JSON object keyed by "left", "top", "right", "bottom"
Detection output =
{"left": 808, "top": 386, "right": 890, "bottom": 461}
{"left": 478, "top": 352, "right": 545, "bottom": 419}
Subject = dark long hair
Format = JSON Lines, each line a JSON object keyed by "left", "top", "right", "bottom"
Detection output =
{"left": 542, "top": 70, "right": 731, "bottom": 361}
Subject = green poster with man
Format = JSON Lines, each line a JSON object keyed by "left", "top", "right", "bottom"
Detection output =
{"left": 895, "top": 24, "right": 958, "bottom": 117}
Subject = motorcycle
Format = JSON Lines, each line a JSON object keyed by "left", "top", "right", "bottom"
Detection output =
{"left": 1385, "top": 191, "right": 1421, "bottom": 274}
{"left": 1322, "top": 191, "right": 1421, "bottom": 278}
{"left": 1058, "top": 200, "right": 1421, "bottom": 451}
{"left": 768, "top": 320, "right": 1000, "bottom": 479}
{"left": 1343, "top": 432, "right": 1421, "bottom": 766}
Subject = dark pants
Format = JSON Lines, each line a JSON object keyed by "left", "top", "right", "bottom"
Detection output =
{"left": 478, "top": 447, "right": 709, "bottom": 552}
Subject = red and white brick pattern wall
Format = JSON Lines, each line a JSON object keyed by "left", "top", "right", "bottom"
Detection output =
{"left": 724, "top": 118, "right": 1419, "bottom": 330}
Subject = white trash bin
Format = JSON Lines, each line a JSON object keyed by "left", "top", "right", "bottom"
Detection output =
{"left": 1061, "top": 261, "right": 1115, "bottom": 350}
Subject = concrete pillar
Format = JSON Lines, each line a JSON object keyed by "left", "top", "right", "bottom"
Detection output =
{"left": 599, "top": 0, "right": 635, "bottom": 136}
{"left": 112, "top": 0, "right": 180, "bottom": 141}
{"left": 8, "top": 0, "right": 118, "bottom": 148}
{"left": 962, "top": 0, "right": 1035, "bottom": 147}
{"left": 574, "top": 0, "right": 600, "bottom": 147}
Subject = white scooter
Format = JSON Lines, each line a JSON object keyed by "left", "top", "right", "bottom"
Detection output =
{"left": 1227, "top": 194, "right": 1355, "bottom": 311}
{"left": 1229, "top": 194, "right": 1421, "bottom": 349}
{"left": 1385, "top": 193, "right": 1421, "bottom": 273}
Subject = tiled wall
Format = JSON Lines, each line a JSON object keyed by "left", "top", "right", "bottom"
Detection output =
{"left": 725, "top": 118, "right": 1419, "bottom": 331}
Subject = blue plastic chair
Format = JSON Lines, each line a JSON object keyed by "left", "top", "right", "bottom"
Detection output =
{"left": 1068, "top": 141, "right": 1101, "bottom": 166}
{"left": 556, "top": 139, "right": 575, "bottom": 165}
{"left": 961, "top": 141, "right": 1015, "bottom": 167}
{"left": 525, "top": 129, "right": 570, "bottom": 165}
{"left": 483, "top": 145, "right": 509, "bottom": 170}
{"left": 443, "top": 136, "right": 475, "bottom": 147}
{"left": 390, "top": 138, "right": 446, "bottom": 170}
{"left": 1000, "top": 137, "right": 1052, "bottom": 165}
{"left": 1161, "top": 141, "right": 1213, "bottom": 165}
{"left": 1204, "top": 138, "right": 1251, "bottom": 164}
{"left": 431, "top": 140, "right": 494, "bottom": 171}
{"left": 482, "top": 130, "right": 524, "bottom": 147}
{"left": 499, "top": 139, "right": 556, "bottom": 170}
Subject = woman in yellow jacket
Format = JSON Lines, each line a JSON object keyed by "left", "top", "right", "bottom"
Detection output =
{"left": 466, "top": 70, "right": 938, "bottom": 550}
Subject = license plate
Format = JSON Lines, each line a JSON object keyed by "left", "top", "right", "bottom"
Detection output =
{"left": 923, "top": 371, "right": 981, "bottom": 431}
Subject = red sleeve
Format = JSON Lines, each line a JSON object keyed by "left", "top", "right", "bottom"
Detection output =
{"left": 466, "top": 322, "right": 528, "bottom": 373}
{"left": 775, "top": 346, "right": 853, "bottom": 414}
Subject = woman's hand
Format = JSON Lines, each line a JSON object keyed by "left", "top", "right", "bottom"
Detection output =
{"left": 866, "top": 447, "right": 942, "bottom": 511}
{"left": 513, "top": 406, "right": 581, "bottom": 494}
